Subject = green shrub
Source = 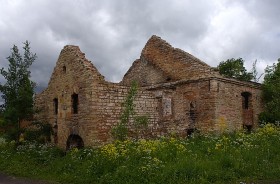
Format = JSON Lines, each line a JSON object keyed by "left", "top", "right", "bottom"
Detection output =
{"left": 24, "top": 121, "right": 53, "bottom": 143}
{"left": 1, "top": 124, "right": 280, "bottom": 184}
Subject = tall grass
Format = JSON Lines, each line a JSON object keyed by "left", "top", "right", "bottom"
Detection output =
{"left": 0, "top": 124, "right": 280, "bottom": 184}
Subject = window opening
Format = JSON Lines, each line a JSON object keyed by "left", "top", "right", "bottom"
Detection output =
{"left": 241, "top": 92, "right": 251, "bottom": 109}
{"left": 189, "top": 101, "right": 197, "bottom": 124}
{"left": 53, "top": 98, "right": 58, "bottom": 115}
{"left": 63, "top": 66, "right": 66, "bottom": 73}
{"left": 187, "top": 101, "right": 197, "bottom": 137}
{"left": 72, "top": 93, "right": 78, "bottom": 114}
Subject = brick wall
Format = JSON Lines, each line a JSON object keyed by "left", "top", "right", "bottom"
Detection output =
{"left": 122, "top": 35, "right": 221, "bottom": 86}
{"left": 35, "top": 36, "right": 264, "bottom": 149}
{"left": 213, "top": 78, "right": 263, "bottom": 132}
{"left": 35, "top": 45, "right": 162, "bottom": 148}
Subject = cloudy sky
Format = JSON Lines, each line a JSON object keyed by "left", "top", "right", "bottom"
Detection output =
{"left": 1, "top": 0, "right": 280, "bottom": 93}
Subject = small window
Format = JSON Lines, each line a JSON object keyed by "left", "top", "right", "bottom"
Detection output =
{"left": 53, "top": 98, "right": 58, "bottom": 115}
{"left": 63, "top": 66, "right": 66, "bottom": 73}
{"left": 72, "top": 93, "right": 78, "bottom": 114}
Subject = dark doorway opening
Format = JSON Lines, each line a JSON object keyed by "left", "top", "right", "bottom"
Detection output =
{"left": 66, "top": 134, "right": 84, "bottom": 150}
{"left": 186, "top": 128, "right": 196, "bottom": 137}
{"left": 243, "top": 125, "right": 253, "bottom": 133}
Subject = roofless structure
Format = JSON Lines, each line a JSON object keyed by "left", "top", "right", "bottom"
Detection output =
{"left": 35, "top": 35, "right": 263, "bottom": 149}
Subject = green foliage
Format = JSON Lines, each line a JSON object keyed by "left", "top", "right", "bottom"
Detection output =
{"left": 260, "top": 59, "right": 280, "bottom": 124}
{"left": 111, "top": 123, "right": 128, "bottom": 141}
{"left": 133, "top": 116, "right": 149, "bottom": 139}
{"left": 24, "top": 121, "right": 53, "bottom": 143}
{"left": 217, "top": 58, "right": 253, "bottom": 81}
{"left": 112, "top": 81, "right": 148, "bottom": 141}
{"left": 0, "top": 41, "right": 36, "bottom": 140}
{"left": 1, "top": 124, "right": 280, "bottom": 184}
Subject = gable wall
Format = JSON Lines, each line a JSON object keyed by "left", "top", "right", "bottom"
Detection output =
{"left": 121, "top": 59, "right": 167, "bottom": 86}
{"left": 34, "top": 39, "right": 264, "bottom": 148}
{"left": 139, "top": 36, "right": 218, "bottom": 81}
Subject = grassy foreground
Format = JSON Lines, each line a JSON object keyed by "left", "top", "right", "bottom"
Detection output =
{"left": 0, "top": 124, "right": 280, "bottom": 184}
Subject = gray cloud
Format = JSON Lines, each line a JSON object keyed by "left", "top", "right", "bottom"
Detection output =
{"left": 0, "top": 0, "right": 279, "bottom": 95}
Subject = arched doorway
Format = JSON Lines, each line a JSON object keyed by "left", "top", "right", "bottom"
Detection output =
{"left": 66, "top": 134, "right": 84, "bottom": 150}
{"left": 241, "top": 92, "right": 253, "bottom": 131}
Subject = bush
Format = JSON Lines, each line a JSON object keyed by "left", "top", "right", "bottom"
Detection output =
{"left": 24, "top": 121, "right": 53, "bottom": 143}
{"left": 0, "top": 124, "right": 280, "bottom": 183}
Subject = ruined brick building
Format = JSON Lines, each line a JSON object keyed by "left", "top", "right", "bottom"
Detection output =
{"left": 35, "top": 35, "right": 263, "bottom": 149}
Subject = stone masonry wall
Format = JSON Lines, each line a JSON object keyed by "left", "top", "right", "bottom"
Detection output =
{"left": 121, "top": 59, "right": 168, "bottom": 86}
{"left": 122, "top": 35, "right": 221, "bottom": 86}
{"left": 146, "top": 79, "right": 217, "bottom": 136}
{"left": 214, "top": 79, "right": 263, "bottom": 132}
{"left": 35, "top": 45, "right": 162, "bottom": 148}
{"left": 82, "top": 83, "right": 160, "bottom": 146}
{"left": 35, "top": 45, "right": 105, "bottom": 148}
{"left": 35, "top": 35, "right": 264, "bottom": 149}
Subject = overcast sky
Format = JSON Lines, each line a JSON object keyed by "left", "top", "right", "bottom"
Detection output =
{"left": 1, "top": 0, "right": 280, "bottom": 93}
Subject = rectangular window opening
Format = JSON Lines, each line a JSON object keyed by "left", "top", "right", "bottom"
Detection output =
{"left": 72, "top": 93, "right": 78, "bottom": 114}
{"left": 53, "top": 98, "right": 58, "bottom": 115}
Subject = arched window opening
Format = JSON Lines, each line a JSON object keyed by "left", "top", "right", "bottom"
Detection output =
{"left": 189, "top": 101, "right": 197, "bottom": 124}
{"left": 72, "top": 93, "right": 78, "bottom": 114}
{"left": 241, "top": 92, "right": 254, "bottom": 129}
{"left": 241, "top": 92, "right": 251, "bottom": 109}
{"left": 66, "top": 134, "right": 84, "bottom": 150}
{"left": 186, "top": 101, "right": 197, "bottom": 138}
{"left": 53, "top": 98, "right": 58, "bottom": 115}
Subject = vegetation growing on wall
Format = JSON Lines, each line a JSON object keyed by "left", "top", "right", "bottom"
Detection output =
{"left": 112, "top": 81, "right": 148, "bottom": 141}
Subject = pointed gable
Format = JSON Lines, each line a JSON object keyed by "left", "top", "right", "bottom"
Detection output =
{"left": 48, "top": 45, "right": 105, "bottom": 87}
{"left": 141, "top": 35, "right": 212, "bottom": 80}
{"left": 122, "top": 35, "right": 220, "bottom": 86}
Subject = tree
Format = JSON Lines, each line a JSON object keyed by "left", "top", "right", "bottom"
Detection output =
{"left": 251, "top": 59, "right": 264, "bottom": 83}
{"left": 217, "top": 58, "right": 253, "bottom": 81}
{"left": 259, "top": 59, "right": 280, "bottom": 124}
{"left": 0, "top": 41, "right": 36, "bottom": 140}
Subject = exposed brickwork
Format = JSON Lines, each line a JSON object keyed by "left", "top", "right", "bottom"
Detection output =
{"left": 35, "top": 35, "right": 263, "bottom": 148}
{"left": 121, "top": 35, "right": 221, "bottom": 86}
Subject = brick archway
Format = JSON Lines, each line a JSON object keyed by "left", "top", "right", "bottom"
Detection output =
{"left": 66, "top": 134, "right": 84, "bottom": 150}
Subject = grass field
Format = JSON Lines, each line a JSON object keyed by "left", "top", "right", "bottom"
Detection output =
{"left": 0, "top": 124, "right": 280, "bottom": 184}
